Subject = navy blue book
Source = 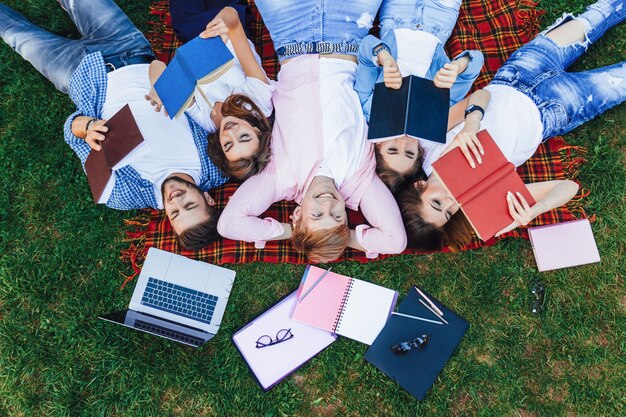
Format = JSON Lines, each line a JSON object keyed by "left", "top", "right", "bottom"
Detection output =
{"left": 364, "top": 287, "right": 469, "bottom": 400}
{"left": 367, "top": 75, "right": 449, "bottom": 144}
{"left": 154, "top": 36, "right": 234, "bottom": 118}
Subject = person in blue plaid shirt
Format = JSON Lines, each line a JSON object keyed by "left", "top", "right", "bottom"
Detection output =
{"left": 0, "top": 0, "right": 229, "bottom": 249}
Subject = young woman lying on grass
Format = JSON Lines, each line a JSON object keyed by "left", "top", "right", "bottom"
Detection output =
{"left": 146, "top": 7, "right": 274, "bottom": 181}
{"left": 354, "top": 0, "right": 484, "bottom": 192}
{"left": 217, "top": 0, "right": 407, "bottom": 263}
{"left": 397, "top": 0, "right": 626, "bottom": 251}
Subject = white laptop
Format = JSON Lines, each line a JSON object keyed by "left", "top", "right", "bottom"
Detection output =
{"left": 99, "top": 248, "right": 236, "bottom": 347}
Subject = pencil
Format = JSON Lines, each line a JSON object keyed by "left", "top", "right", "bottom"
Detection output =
{"left": 419, "top": 299, "right": 449, "bottom": 324}
{"left": 391, "top": 311, "right": 443, "bottom": 325}
{"left": 297, "top": 267, "right": 333, "bottom": 303}
{"left": 414, "top": 286, "right": 444, "bottom": 317}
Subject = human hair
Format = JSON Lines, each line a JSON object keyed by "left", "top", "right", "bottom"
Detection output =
{"left": 396, "top": 181, "right": 473, "bottom": 251}
{"left": 291, "top": 222, "right": 350, "bottom": 263}
{"left": 207, "top": 94, "right": 273, "bottom": 181}
{"left": 374, "top": 143, "right": 424, "bottom": 192}
{"left": 175, "top": 205, "right": 220, "bottom": 250}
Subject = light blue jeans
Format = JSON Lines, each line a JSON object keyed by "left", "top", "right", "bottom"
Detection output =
{"left": 254, "top": 0, "right": 383, "bottom": 61}
{"left": 379, "top": 0, "right": 462, "bottom": 43}
{"left": 0, "top": 0, "right": 153, "bottom": 94}
{"left": 491, "top": 0, "right": 626, "bottom": 140}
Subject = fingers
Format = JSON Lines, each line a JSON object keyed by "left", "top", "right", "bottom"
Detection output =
{"left": 86, "top": 137, "right": 103, "bottom": 151}
{"left": 200, "top": 19, "right": 228, "bottom": 38}
{"left": 507, "top": 192, "right": 531, "bottom": 226}
{"left": 516, "top": 191, "right": 532, "bottom": 211}
{"left": 459, "top": 141, "right": 476, "bottom": 168}
{"left": 465, "top": 134, "right": 482, "bottom": 165}
{"left": 383, "top": 64, "right": 402, "bottom": 89}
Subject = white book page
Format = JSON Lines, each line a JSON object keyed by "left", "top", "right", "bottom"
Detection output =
{"left": 336, "top": 280, "right": 397, "bottom": 345}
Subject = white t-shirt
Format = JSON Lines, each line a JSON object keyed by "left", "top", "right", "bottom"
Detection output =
{"left": 186, "top": 39, "right": 274, "bottom": 132}
{"left": 394, "top": 28, "right": 440, "bottom": 78}
{"left": 422, "top": 84, "right": 544, "bottom": 176}
{"left": 101, "top": 64, "right": 202, "bottom": 208}
{"left": 315, "top": 58, "right": 368, "bottom": 188}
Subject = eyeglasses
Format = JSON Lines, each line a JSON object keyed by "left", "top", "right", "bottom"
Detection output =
{"left": 255, "top": 328, "right": 294, "bottom": 349}
{"left": 530, "top": 283, "right": 546, "bottom": 315}
{"left": 391, "top": 334, "right": 430, "bottom": 355}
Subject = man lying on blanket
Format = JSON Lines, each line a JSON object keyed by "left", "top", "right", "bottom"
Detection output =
{"left": 0, "top": 0, "right": 229, "bottom": 250}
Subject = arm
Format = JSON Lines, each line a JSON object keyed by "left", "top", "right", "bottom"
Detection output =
{"left": 447, "top": 50, "right": 484, "bottom": 105}
{"left": 200, "top": 7, "right": 268, "bottom": 84}
{"left": 354, "top": 35, "right": 398, "bottom": 121}
{"left": 145, "top": 60, "right": 168, "bottom": 114}
{"left": 348, "top": 176, "right": 407, "bottom": 258}
{"left": 70, "top": 116, "right": 109, "bottom": 151}
{"left": 442, "top": 88, "right": 491, "bottom": 168}
{"left": 217, "top": 169, "right": 290, "bottom": 247}
{"left": 495, "top": 180, "right": 580, "bottom": 236}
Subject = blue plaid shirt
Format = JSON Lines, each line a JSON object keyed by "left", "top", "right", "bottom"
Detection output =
{"left": 63, "top": 52, "right": 228, "bottom": 210}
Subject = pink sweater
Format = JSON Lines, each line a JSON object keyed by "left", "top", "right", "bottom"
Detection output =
{"left": 217, "top": 55, "right": 406, "bottom": 258}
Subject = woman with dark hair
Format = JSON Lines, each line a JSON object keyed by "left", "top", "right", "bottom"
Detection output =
{"left": 217, "top": 0, "right": 407, "bottom": 263}
{"left": 398, "top": 0, "right": 625, "bottom": 250}
{"left": 354, "top": 0, "right": 484, "bottom": 192}
{"left": 146, "top": 7, "right": 274, "bottom": 181}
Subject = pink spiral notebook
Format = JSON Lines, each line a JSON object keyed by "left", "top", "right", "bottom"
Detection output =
{"left": 291, "top": 266, "right": 398, "bottom": 345}
{"left": 528, "top": 219, "right": 600, "bottom": 271}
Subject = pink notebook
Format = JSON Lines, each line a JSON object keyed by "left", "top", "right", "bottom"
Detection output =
{"left": 291, "top": 266, "right": 398, "bottom": 345}
{"left": 528, "top": 219, "right": 600, "bottom": 271}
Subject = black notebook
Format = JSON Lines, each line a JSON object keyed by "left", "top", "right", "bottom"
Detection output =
{"left": 367, "top": 75, "right": 449, "bottom": 144}
{"left": 364, "top": 287, "right": 469, "bottom": 400}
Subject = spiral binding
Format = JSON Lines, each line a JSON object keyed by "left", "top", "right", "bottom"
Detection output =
{"left": 332, "top": 279, "right": 354, "bottom": 332}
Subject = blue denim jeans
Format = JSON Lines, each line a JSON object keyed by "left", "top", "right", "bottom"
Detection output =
{"left": 254, "top": 0, "right": 383, "bottom": 61}
{"left": 0, "top": 0, "right": 153, "bottom": 94}
{"left": 379, "top": 0, "right": 462, "bottom": 44}
{"left": 491, "top": 0, "right": 626, "bottom": 140}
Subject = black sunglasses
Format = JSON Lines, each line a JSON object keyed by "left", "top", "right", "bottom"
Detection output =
{"left": 255, "top": 328, "right": 294, "bottom": 349}
{"left": 530, "top": 282, "right": 546, "bottom": 315}
{"left": 391, "top": 334, "right": 430, "bottom": 355}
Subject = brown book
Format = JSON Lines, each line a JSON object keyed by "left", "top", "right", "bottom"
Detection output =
{"left": 84, "top": 104, "right": 147, "bottom": 202}
{"left": 431, "top": 129, "right": 535, "bottom": 241}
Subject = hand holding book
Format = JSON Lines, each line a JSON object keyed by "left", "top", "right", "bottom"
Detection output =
{"left": 439, "top": 115, "right": 483, "bottom": 168}
{"left": 84, "top": 119, "right": 109, "bottom": 151}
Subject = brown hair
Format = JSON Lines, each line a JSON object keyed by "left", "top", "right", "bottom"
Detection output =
{"left": 292, "top": 223, "right": 350, "bottom": 263}
{"left": 176, "top": 205, "right": 220, "bottom": 250}
{"left": 207, "top": 94, "right": 273, "bottom": 181}
{"left": 396, "top": 181, "right": 473, "bottom": 251}
{"left": 374, "top": 142, "right": 424, "bottom": 192}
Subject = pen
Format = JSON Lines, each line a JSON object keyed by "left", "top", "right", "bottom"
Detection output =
{"left": 297, "top": 267, "right": 333, "bottom": 303}
{"left": 391, "top": 311, "right": 443, "bottom": 325}
{"left": 414, "top": 286, "right": 444, "bottom": 317}
{"left": 419, "top": 299, "right": 449, "bottom": 325}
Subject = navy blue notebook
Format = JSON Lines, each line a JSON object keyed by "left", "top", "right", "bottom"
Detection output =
{"left": 364, "top": 287, "right": 469, "bottom": 400}
{"left": 154, "top": 36, "right": 234, "bottom": 118}
{"left": 367, "top": 75, "right": 449, "bottom": 144}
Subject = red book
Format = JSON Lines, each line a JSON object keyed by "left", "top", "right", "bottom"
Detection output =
{"left": 431, "top": 129, "right": 535, "bottom": 241}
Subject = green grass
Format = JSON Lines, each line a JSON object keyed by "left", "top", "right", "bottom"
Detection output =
{"left": 0, "top": 1, "right": 625, "bottom": 416}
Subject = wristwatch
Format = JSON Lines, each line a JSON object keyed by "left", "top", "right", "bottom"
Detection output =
{"left": 464, "top": 104, "right": 485, "bottom": 120}
{"left": 372, "top": 43, "right": 391, "bottom": 65}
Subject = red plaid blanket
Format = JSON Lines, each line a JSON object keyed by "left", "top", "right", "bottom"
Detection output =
{"left": 121, "top": 0, "right": 589, "bottom": 281}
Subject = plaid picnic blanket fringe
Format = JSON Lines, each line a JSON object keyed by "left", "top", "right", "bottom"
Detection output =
{"left": 119, "top": 0, "right": 591, "bottom": 283}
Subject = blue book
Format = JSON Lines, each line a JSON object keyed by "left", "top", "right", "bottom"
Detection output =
{"left": 154, "top": 36, "right": 234, "bottom": 118}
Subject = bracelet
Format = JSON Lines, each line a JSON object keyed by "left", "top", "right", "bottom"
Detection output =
{"left": 85, "top": 117, "right": 97, "bottom": 133}
{"left": 372, "top": 43, "right": 391, "bottom": 65}
{"left": 464, "top": 104, "right": 485, "bottom": 121}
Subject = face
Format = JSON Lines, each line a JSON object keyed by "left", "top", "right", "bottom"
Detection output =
{"left": 417, "top": 175, "right": 460, "bottom": 227}
{"left": 219, "top": 116, "right": 260, "bottom": 162}
{"left": 376, "top": 137, "right": 420, "bottom": 175}
{"left": 161, "top": 176, "right": 215, "bottom": 235}
{"left": 293, "top": 181, "right": 347, "bottom": 231}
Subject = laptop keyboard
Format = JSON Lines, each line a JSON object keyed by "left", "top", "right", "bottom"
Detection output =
{"left": 141, "top": 277, "right": 219, "bottom": 325}
{"left": 135, "top": 319, "right": 205, "bottom": 347}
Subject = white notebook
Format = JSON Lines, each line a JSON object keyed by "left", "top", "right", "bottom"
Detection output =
{"left": 528, "top": 219, "right": 600, "bottom": 271}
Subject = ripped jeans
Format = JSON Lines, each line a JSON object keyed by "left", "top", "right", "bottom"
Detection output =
{"left": 254, "top": 0, "right": 383, "bottom": 61}
{"left": 491, "top": 0, "right": 626, "bottom": 140}
{"left": 378, "top": 0, "right": 462, "bottom": 43}
{"left": 0, "top": 0, "right": 153, "bottom": 93}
